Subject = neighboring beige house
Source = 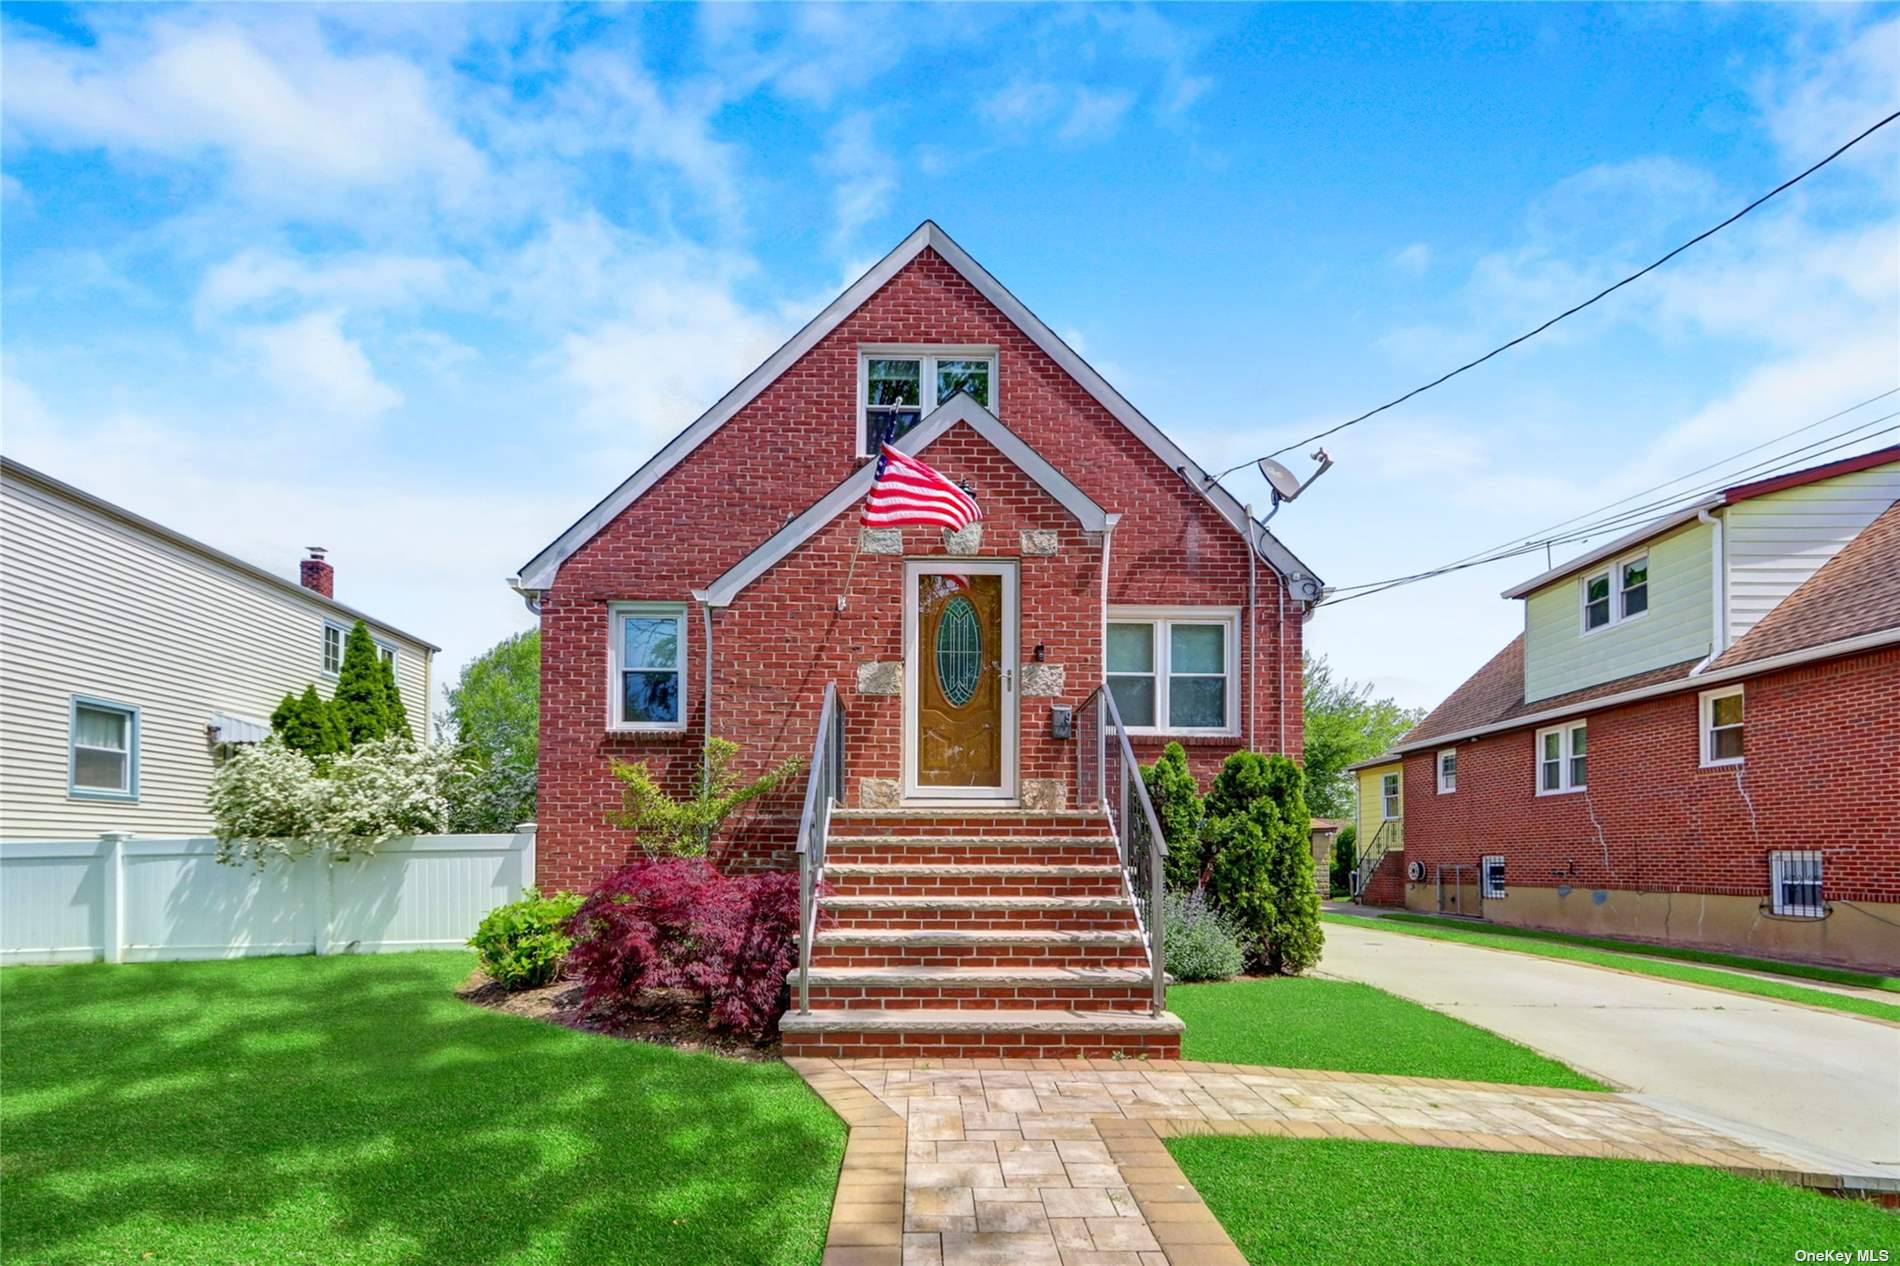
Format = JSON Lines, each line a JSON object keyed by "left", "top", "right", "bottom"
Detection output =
{"left": 0, "top": 458, "right": 438, "bottom": 840}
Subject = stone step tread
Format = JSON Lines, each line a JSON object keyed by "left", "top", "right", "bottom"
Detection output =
{"left": 831, "top": 808, "right": 1106, "bottom": 819}
{"left": 826, "top": 836, "right": 1119, "bottom": 848}
{"left": 820, "top": 894, "right": 1131, "bottom": 910}
{"left": 779, "top": 1007, "right": 1185, "bottom": 1035}
{"left": 797, "top": 965, "right": 1153, "bottom": 987}
{"left": 812, "top": 928, "right": 1145, "bottom": 946}
{"left": 824, "top": 863, "right": 1123, "bottom": 877}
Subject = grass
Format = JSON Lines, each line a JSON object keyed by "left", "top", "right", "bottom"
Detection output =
{"left": 0, "top": 953, "right": 844, "bottom": 1266}
{"left": 1169, "top": 976, "right": 1606, "bottom": 1090}
{"left": 1169, "top": 1135, "right": 1898, "bottom": 1266}
{"left": 1324, "top": 912, "right": 1900, "bottom": 1024}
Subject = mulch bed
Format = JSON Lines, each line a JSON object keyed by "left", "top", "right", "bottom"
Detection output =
{"left": 456, "top": 970, "right": 782, "bottom": 1060}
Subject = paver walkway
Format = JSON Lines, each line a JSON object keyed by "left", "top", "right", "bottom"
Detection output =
{"left": 790, "top": 1056, "right": 1800, "bottom": 1266}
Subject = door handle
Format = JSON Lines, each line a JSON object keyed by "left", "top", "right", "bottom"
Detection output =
{"left": 1004, "top": 667, "right": 1014, "bottom": 692}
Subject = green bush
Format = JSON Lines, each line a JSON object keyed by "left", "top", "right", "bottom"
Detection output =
{"left": 470, "top": 887, "right": 585, "bottom": 990}
{"left": 609, "top": 738, "right": 801, "bottom": 857}
{"left": 1330, "top": 823, "right": 1357, "bottom": 893}
{"left": 1143, "top": 741, "right": 1206, "bottom": 891}
{"left": 1162, "top": 888, "right": 1245, "bottom": 982}
{"left": 1202, "top": 750, "right": 1323, "bottom": 975}
{"left": 270, "top": 685, "right": 349, "bottom": 760}
{"left": 334, "top": 621, "right": 400, "bottom": 746}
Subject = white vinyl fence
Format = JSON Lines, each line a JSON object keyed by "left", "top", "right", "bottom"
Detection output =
{"left": 0, "top": 827, "right": 535, "bottom": 965}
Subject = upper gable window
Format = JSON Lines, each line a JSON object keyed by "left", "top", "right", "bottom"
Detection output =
{"left": 858, "top": 346, "right": 997, "bottom": 454}
{"left": 1581, "top": 551, "right": 1648, "bottom": 634}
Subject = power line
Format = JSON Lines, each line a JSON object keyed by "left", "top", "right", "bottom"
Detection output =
{"left": 1213, "top": 108, "right": 1900, "bottom": 479}
{"left": 1322, "top": 418, "right": 1900, "bottom": 605}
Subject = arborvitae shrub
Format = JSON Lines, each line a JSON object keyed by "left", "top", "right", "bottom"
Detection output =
{"left": 333, "top": 621, "right": 394, "bottom": 745}
{"left": 269, "top": 684, "right": 349, "bottom": 759}
{"left": 1142, "top": 741, "right": 1206, "bottom": 891}
{"left": 1201, "top": 750, "right": 1323, "bottom": 974}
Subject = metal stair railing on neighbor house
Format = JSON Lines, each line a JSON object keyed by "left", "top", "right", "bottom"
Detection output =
{"left": 1076, "top": 685, "right": 1169, "bottom": 1016}
{"left": 1353, "top": 817, "right": 1403, "bottom": 898}
{"left": 795, "top": 682, "right": 846, "bottom": 1015}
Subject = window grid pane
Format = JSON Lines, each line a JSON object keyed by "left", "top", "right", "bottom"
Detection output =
{"left": 1107, "top": 623, "right": 1154, "bottom": 673}
{"left": 1107, "top": 676, "right": 1155, "bottom": 727}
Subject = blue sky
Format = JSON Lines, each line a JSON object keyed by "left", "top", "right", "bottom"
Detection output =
{"left": 4, "top": 3, "right": 1896, "bottom": 717}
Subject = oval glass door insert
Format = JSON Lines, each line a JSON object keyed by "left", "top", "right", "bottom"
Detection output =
{"left": 935, "top": 595, "right": 981, "bottom": 706}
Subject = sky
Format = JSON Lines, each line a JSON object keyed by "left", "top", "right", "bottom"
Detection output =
{"left": 3, "top": 2, "right": 1896, "bottom": 722}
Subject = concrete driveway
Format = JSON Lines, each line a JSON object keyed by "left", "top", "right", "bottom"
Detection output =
{"left": 1318, "top": 920, "right": 1900, "bottom": 1180}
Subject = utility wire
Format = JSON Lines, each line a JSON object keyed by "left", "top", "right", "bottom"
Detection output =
{"left": 1322, "top": 419, "right": 1900, "bottom": 604}
{"left": 1213, "top": 108, "right": 1900, "bottom": 477}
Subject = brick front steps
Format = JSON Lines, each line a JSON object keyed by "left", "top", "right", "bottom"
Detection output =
{"left": 785, "top": 807, "right": 1184, "bottom": 1059}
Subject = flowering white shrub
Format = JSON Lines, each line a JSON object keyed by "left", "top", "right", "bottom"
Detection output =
{"left": 209, "top": 736, "right": 475, "bottom": 866}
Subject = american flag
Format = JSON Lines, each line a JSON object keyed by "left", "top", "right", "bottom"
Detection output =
{"left": 862, "top": 444, "right": 982, "bottom": 530}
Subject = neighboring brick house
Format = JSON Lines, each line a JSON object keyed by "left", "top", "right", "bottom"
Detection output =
{"left": 1359, "top": 446, "right": 1900, "bottom": 970}
{"left": 509, "top": 223, "right": 1325, "bottom": 1056}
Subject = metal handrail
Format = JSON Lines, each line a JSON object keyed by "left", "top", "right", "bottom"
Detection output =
{"left": 795, "top": 683, "right": 845, "bottom": 1015}
{"left": 1076, "top": 685, "right": 1169, "bottom": 1015}
{"left": 1353, "top": 817, "right": 1402, "bottom": 897}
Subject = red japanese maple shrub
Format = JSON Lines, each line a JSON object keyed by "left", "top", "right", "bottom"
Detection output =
{"left": 567, "top": 859, "right": 805, "bottom": 1040}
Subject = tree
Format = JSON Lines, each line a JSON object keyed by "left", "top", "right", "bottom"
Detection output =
{"left": 269, "top": 684, "right": 349, "bottom": 760}
{"left": 1301, "top": 653, "right": 1425, "bottom": 822}
{"left": 1202, "top": 750, "right": 1322, "bottom": 974}
{"left": 1331, "top": 823, "right": 1358, "bottom": 895}
{"left": 1142, "top": 741, "right": 1206, "bottom": 891}
{"left": 333, "top": 621, "right": 395, "bottom": 746}
{"left": 379, "top": 653, "right": 411, "bottom": 739}
{"left": 443, "top": 630, "right": 539, "bottom": 832}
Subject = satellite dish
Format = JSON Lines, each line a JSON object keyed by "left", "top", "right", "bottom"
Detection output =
{"left": 1257, "top": 457, "right": 1303, "bottom": 502}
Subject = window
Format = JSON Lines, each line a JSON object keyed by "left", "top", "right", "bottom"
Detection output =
{"left": 1700, "top": 686, "right": 1743, "bottom": 767}
{"left": 1581, "top": 551, "right": 1648, "bottom": 633}
{"left": 322, "top": 623, "right": 345, "bottom": 675}
{"left": 1769, "top": 850, "right": 1823, "bottom": 918}
{"left": 378, "top": 643, "right": 397, "bottom": 671}
{"left": 1482, "top": 855, "right": 1507, "bottom": 899}
{"left": 1536, "top": 721, "right": 1587, "bottom": 794}
{"left": 1380, "top": 772, "right": 1401, "bottom": 820}
{"left": 1436, "top": 749, "right": 1457, "bottom": 794}
{"left": 70, "top": 697, "right": 138, "bottom": 800}
{"left": 857, "top": 347, "right": 997, "bottom": 452}
{"left": 1106, "top": 609, "right": 1240, "bottom": 735}
{"left": 609, "top": 604, "right": 685, "bottom": 731}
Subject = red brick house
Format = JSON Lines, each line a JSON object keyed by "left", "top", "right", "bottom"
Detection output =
{"left": 1356, "top": 447, "right": 1900, "bottom": 971}
{"left": 510, "top": 223, "right": 1325, "bottom": 1054}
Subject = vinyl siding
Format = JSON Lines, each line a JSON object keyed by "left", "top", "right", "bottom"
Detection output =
{"left": 1524, "top": 519, "right": 1713, "bottom": 703}
{"left": 1, "top": 474, "right": 433, "bottom": 841}
{"left": 1356, "top": 763, "right": 1402, "bottom": 851}
{"left": 1723, "top": 461, "right": 1900, "bottom": 647}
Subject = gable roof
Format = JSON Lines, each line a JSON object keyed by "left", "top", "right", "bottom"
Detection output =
{"left": 1499, "top": 444, "right": 1900, "bottom": 600}
{"left": 692, "top": 394, "right": 1112, "bottom": 608}
{"left": 1710, "top": 497, "right": 1900, "bottom": 671}
{"left": 511, "top": 221, "right": 1320, "bottom": 597}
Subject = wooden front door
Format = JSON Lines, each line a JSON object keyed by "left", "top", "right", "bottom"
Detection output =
{"left": 904, "top": 561, "right": 1017, "bottom": 800}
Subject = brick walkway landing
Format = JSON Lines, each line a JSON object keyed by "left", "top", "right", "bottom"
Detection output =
{"left": 790, "top": 1056, "right": 1801, "bottom": 1266}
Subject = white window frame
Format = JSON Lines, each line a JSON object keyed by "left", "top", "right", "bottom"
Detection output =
{"left": 1580, "top": 550, "right": 1649, "bottom": 635}
{"left": 1436, "top": 748, "right": 1457, "bottom": 795}
{"left": 1482, "top": 854, "right": 1507, "bottom": 899}
{"left": 1380, "top": 771, "right": 1401, "bottom": 820}
{"left": 1535, "top": 721, "right": 1588, "bottom": 795}
{"left": 321, "top": 621, "right": 346, "bottom": 676}
{"left": 1699, "top": 686, "right": 1744, "bottom": 768}
{"left": 376, "top": 641, "right": 398, "bottom": 672}
{"left": 1106, "top": 607, "right": 1241, "bottom": 737}
{"left": 856, "top": 345, "right": 999, "bottom": 456}
{"left": 69, "top": 695, "right": 139, "bottom": 802}
{"left": 607, "top": 602, "right": 687, "bottom": 733}
{"left": 1768, "top": 850, "right": 1824, "bottom": 919}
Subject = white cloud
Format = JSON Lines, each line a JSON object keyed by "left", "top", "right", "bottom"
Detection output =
{"left": 196, "top": 249, "right": 463, "bottom": 323}
{"left": 1391, "top": 243, "right": 1433, "bottom": 275}
{"left": 820, "top": 112, "right": 896, "bottom": 257}
{"left": 238, "top": 311, "right": 403, "bottom": 417}
{"left": 981, "top": 79, "right": 1135, "bottom": 145}
{"left": 2, "top": 16, "right": 488, "bottom": 210}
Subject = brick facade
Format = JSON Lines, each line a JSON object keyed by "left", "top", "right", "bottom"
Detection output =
{"left": 1393, "top": 646, "right": 1900, "bottom": 964}
{"left": 536, "top": 249, "right": 1305, "bottom": 891}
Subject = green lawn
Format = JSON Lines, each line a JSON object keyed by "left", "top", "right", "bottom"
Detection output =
{"left": 1325, "top": 912, "right": 1900, "bottom": 1024}
{"left": 1169, "top": 1135, "right": 1898, "bottom": 1266}
{"left": 1169, "top": 976, "right": 1606, "bottom": 1090}
{"left": 0, "top": 953, "right": 844, "bottom": 1266}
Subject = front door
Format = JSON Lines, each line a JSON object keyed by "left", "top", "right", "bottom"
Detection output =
{"left": 904, "top": 560, "right": 1017, "bottom": 801}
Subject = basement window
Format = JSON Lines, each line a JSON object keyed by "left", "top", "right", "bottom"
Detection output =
{"left": 1769, "top": 850, "right": 1823, "bottom": 919}
{"left": 858, "top": 346, "right": 997, "bottom": 453}
{"left": 1482, "top": 855, "right": 1506, "bottom": 899}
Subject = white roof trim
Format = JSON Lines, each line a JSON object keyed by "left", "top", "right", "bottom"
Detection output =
{"left": 1500, "top": 500, "right": 1719, "bottom": 600}
{"left": 513, "top": 221, "right": 1320, "bottom": 596}
{"left": 692, "top": 394, "right": 1109, "bottom": 608}
{"left": 1390, "top": 624, "right": 1900, "bottom": 754}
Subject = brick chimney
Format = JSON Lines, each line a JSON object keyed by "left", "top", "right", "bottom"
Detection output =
{"left": 300, "top": 547, "right": 334, "bottom": 598}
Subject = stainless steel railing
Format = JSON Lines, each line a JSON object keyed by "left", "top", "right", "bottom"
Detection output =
{"left": 1076, "top": 685, "right": 1168, "bottom": 1015}
{"left": 795, "top": 683, "right": 846, "bottom": 1015}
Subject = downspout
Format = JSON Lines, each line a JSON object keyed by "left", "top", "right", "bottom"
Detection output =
{"left": 1254, "top": 499, "right": 1286, "bottom": 755}
{"left": 1245, "top": 503, "right": 1258, "bottom": 753}
{"left": 1100, "top": 515, "right": 1120, "bottom": 684}
{"left": 1689, "top": 508, "right": 1726, "bottom": 675}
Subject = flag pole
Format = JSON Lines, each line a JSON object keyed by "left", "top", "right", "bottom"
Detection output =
{"left": 838, "top": 543, "right": 860, "bottom": 612}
